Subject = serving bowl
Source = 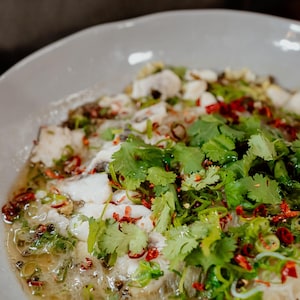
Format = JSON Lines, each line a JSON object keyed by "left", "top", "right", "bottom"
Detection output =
{"left": 0, "top": 9, "right": 300, "bottom": 299}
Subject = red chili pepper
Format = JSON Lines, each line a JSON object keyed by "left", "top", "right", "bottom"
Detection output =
{"left": 234, "top": 254, "right": 252, "bottom": 271}
{"left": 88, "top": 168, "right": 96, "bottom": 175}
{"left": 1, "top": 203, "right": 18, "bottom": 222}
{"left": 118, "top": 215, "right": 142, "bottom": 223}
{"left": 280, "top": 200, "right": 299, "bottom": 218}
{"left": 254, "top": 279, "right": 271, "bottom": 287}
{"left": 145, "top": 247, "right": 159, "bottom": 261}
{"left": 36, "top": 224, "right": 47, "bottom": 234}
{"left": 2, "top": 191, "right": 36, "bottom": 222}
{"left": 270, "top": 119, "right": 298, "bottom": 141}
{"left": 281, "top": 261, "right": 298, "bottom": 283}
{"left": 141, "top": 198, "right": 152, "bottom": 209}
{"left": 113, "top": 207, "right": 142, "bottom": 224}
{"left": 44, "top": 169, "right": 64, "bottom": 179}
{"left": 50, "top": 201, "right": 66, "bottom": 209}
{"left": 241, "top": 243, "right": 255, "bottom": 258}
{"left": 259, "top": 106, "right": 272, "bottom": 118}
{"left": 80, "top": 257, "right": 93, "bottom": 271}
{"left": 202, "top": 159, "right": 213, "bottom": 168}
{"left": 82, "top": 136, "right": 89, "bottom": 146}
{"left": 272, "top": 118, "right": 285, "bottom": 128}
{"left": 192, "top": 282, "right": 205, "bottom": 291}
{"left": 112, "top": 212, "right": 120, "bottom": 221}
{"left": 235, "top": 205, "right": 252, "bottom": 218}
{"left": 194, "top": 174, "right": 202, "bottom": 182}
{"left": 64, "top": 155, "right": 82, "bottom": 174}
{"left": 128, "top": 249, "right": 146, "bottom": 259}
{"left": 27, "top": 280, "right": 44, "bottom": 287}
{"left": 272, "top": 200, "right": 299, "bottom": 223}
{"left": 280, "top": 200, "right": 290, "bottom": 214}
{"left": 195, "top": 98, "right": 201, "bottom": 107}
{"left": 286, "top": 125, "right": 298, "bottom": 141}
{"left": 205, "top": 103, "right": 221, "bottom": 114}
{"left": 276, "top": 227, "right": 294, "bottom": 245}
{"left": 219, "top": 213, "right": 232, "bottom": 230}
{"left": 230, "top": 98, "right": 246, "bottom": 112}
{"left": 253, "top": 204, "right": 267, "bottom": 217}
{"left": 13, "top": 191, "right": 36, "bottom": 203}
{"left": 258, "top": 233, "right": 272, "bottom": 250}
{"left": 236, "top": 205, "right": 244, "bottom": 216}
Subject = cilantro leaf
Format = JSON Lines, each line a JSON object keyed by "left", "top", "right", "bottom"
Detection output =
{"left": 291, "top": 137, "right": 300, "bottom": 153}
{"left": 225, "top": 173, "right": 281, "bottom": 208}
{"left": 162, "top": 225, "right": 199, "bottom": 268}
{"left": 248, "top": 133, "right": 276, "bottom": 161}
{"left": 202, "top": 134, "right": 237, "bottom": 164}
{"left": 163, "top": 212, "right": 224, "bottom": 268}
{"left": 224, "top": 180, "right": 247, "bottom": 208}
{"left": 171, "top": 142, "right": 205, "bottom": 173}
{"left": 186, "top": 236, "right": 236, "bottom": 271}
{"left": 225, "top": 150, "right": 256, "bottom": 179}
{"left": 111, "top": 135, "right": 164, "bottom": 190}
{"left": 187, "top": 115, "right": 225, "bottom": 147}
{"left": 99, "top": 222, "right": 124, "bottom": 255}
{"left": 236, "top": 115, "right": 262, "bottom": 137}
{"left": 99, "top": 221, "right": 148, "bottom": 257}
{"left": 181, "top": 166, "right": 220, "bottom": 191}
{"left": 146, "top": 167, "right": 176, "bottom": 185}
{"left": 152, "top": 191, "right": 176, "bottom": 233}
{"left": 241, "top": 174, "right": 281, "bottom": 204}
{"left": 130, "top": 260, "right": 164, "bottom": 288}
{"left": 87, "top": 217, "right": 107, "bottom": 255}
{"left": 219, "top": 123, "right": 245, "bottom": 141}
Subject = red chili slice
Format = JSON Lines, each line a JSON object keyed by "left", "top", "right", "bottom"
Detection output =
{"left": 44, "top": 169, "right": 64, "bottom": 179}
{"left": 80, "top": 257, "right": 93, "bottom": 271}
{"left": 27, "top": 280, "right": 44, "bottom": 287}
{"left": 82, "top": 136, "right": 89, "bottom": 146}
{"left": 50, "top": 201, "right": 66, "bottom": 209}
{"left": 229, "top": 98, "right": 246, "bottom": 112}
{"left": 281, "top": 261, "right": 298, "bottom": 283}
{"left": 13, "top": 191, "right": 36, "bottom": 203}
{"left": 141, "top": 198, "right": 152, "bottom": 209}
{"left": 270, "top": 119, "right": 299, "bottom": 141}
{"left": 234, "top": 254, "right": 252, "bottom": 271}
{"left": 192, "top": 282, "right": 205, "bottom": 291}
{"left": 235, "top": 205, "right": 244, "bottom": 216}
{"left": 219, "top": 213, "right": 232, "bottom": 230}
{"left": 280, "top": 200, "right": 299, "bottom": 218}
{"left": 235, "top": 205, "right": 252, "bottom": 219}
{"left": 276, "top": 227, "right": 294, "bottom": 245}
{"left": 253, "top": 204, "right": 267, "bottom": 217}
{"left": 128, "top": 249, "right": 146, "bottom": 259}
{"left": 205, "top": 103, "right": 221, "bottom": 114}
{"left": 259, "top": 106, "right": 272, "bottom": 118}
{"left": 254, "top": 279, "right": 271, "bottom": 287}
{"left": 2, "top": 191, "right": 36, "bottom": 222}
{"left": 241, "top": 243, "right": 255, "bottom": 258}
{"left": 145, "top": 247, "right": 159, "bottom": 261}
{"left": 113, "top": 207, "right": 142, "bottom": 224}
{"left": 64, "top": 155, "right": 82, "bottom": 174}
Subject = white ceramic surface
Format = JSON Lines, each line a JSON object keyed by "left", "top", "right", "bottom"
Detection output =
{"left": 0, "top": 9, "right": 300, "bottom": 299}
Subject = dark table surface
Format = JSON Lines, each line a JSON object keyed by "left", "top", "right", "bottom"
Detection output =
{"left": 1, "top": 0, "right": 300, "bottom": 75}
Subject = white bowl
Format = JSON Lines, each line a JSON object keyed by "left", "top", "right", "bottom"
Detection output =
{"left": 0, "top": 9, "right": 300, "bottom": 299}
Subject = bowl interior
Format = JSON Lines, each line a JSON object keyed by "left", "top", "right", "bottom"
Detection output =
{"left": 0, "top": 9, "right": 300, "bottom": 299}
